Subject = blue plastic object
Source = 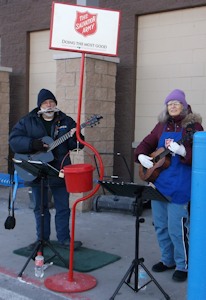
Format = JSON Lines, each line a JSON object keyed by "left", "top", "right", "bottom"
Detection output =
{"left": 0, "top": 171, "right": 25, "bottom": 206}
{"left": 188, "top": 131, "right": 206, "bottom": 299}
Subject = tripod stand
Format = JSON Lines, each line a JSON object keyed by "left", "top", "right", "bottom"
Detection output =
{"left": 98, "top": 181, "right": 170, "bottom": 300}
{"left": 13, "top": 159, "right": 68, "bottom": 277}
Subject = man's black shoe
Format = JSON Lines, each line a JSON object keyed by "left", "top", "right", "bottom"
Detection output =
{"left": 58, "top": 239, "right": 82, "bottom": 250}
{"left": 152, "top": 262, "right": 176, "bottom": 272}
{"left": 172, "top": 270, "right": 188, "bottom": 282}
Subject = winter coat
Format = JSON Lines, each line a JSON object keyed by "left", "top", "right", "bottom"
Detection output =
{"left": 9, "top": 108, "right": 84, "bottom": 186}
{"left": 134, "top": 112, "right": 203, "bottom": 166}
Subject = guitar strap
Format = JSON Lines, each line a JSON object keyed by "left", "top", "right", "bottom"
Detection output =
{"left": 185, "top": 123, "right": 195, "bottom": 142}
{"left": 40, "top": 114, "right": 61, "bottom": 139}
{"left": 41, "top": 117, "right": 54, "bottom": 136}
{"left": 54, "top": 119, "right": 61, "bottom": 139}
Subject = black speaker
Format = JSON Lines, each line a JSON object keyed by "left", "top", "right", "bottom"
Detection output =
{"left": 92, "top": 195, "right": 143, "bottom": 215}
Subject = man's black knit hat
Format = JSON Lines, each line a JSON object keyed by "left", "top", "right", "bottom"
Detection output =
{"left": 37, "top": 89, "right": 57, "bottom": 108}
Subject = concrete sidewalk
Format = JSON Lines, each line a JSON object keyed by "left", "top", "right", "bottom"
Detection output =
{"left": 0, "top": 186, "right": 187, "bottom": 300}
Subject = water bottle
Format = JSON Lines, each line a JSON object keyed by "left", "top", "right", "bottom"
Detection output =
{"left": 138, "top": 266, "right": 147, "bottom": 290}
{"left": 34, "top": 251, "right": 44, "bottom": 278}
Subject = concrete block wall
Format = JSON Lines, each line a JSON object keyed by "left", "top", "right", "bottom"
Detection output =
{"left": 0, "top": 67, "right": 12, "bottom": 173}
{"left": 55, "top": 53, "right": 119, "bottom": 211}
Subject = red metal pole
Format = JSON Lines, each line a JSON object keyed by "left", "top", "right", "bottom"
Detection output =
{"left": 45, "top": 53, "right": 104, "bottom": 293}
{"left": 68, "top": 53, "right": 104, "bottom": 282}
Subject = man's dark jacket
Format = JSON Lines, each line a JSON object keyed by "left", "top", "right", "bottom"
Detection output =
{"left": 9, "top": 108, "right": 84, "bottom": 186}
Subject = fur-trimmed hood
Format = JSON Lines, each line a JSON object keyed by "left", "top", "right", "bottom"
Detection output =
{"left": 181, "top": 112, "right": 202, "bottom": 128}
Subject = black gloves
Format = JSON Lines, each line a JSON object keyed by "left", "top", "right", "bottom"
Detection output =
{"left": 31, "top": 139, "right": 45, "bottom": 151}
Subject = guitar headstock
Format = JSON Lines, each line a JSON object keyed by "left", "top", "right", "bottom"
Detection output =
{"left": 83, "top": 114, "right": 103, "bottom": 128}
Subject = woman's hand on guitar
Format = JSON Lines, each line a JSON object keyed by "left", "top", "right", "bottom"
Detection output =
{"left": 168, "top": 142, "right": 186, "bottom": 157}
{"left": 138, "top": 154, "right": 154, "bottom": 169}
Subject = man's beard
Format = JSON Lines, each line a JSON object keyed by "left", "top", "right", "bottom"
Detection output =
{"left": 43, "top": 111, "right": 55, "bottom": 119}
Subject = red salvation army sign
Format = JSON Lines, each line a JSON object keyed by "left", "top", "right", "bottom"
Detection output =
{"left": 50, "top": 2, "right": 121, "bottom": 56}
{"left": 75, "top": 11, "right": 97, "bottom": 37}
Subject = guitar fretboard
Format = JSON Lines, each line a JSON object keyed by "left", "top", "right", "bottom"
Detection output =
{"left": 47, "top": 123, "right": 85, "bottom": 152}
{"left": 48, "top": 132, "right": 72, "bottom": 152}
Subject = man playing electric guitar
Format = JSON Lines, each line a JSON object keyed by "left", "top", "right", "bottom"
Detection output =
{"left": 134, "top": 89, "right": 203, "bottom": 283}
{"left": 9, "top": 88, "right": 85, "bottom": 250}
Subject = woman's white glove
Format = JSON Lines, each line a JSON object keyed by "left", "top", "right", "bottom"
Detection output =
{"left": 168, "top": 142, "right": 186, "bottom": 157}
{"left": 138, "top": 154, "right": 154, "bottom": 169}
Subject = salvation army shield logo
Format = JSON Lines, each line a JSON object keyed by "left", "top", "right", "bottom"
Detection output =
{"left": 75, "top": 11, "right": 97, "bottom": 37}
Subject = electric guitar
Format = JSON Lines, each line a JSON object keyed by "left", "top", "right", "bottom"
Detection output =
{"left": 13, "top": 114, "right": 103, "bottom": 181}
{"left": 139, "top": 130, "right": 194, "bottom": 183}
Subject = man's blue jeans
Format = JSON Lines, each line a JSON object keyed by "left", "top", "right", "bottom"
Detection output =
{"left": 32, "top": 184, "right": 70, "bottom": 243}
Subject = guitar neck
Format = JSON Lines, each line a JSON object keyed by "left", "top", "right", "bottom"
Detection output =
{"left": 48, "top": 123, "right": 84, "bottom": 152}
{"left": 153, "top": 137, "right": 184, "bottom": 163}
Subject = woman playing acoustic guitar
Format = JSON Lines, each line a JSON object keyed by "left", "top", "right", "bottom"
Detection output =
{"left": 134, "top": 89, "right": 203, "bottom": 282}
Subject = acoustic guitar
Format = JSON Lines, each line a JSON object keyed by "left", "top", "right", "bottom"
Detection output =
{"left": 14, "top": 114, "right": 103, "bottom": 181}
{"left": 139, "top": 130, "right": 194, "bottom": 183}
{"left": 139, "top": 147, "right": 171, "bottom": 183}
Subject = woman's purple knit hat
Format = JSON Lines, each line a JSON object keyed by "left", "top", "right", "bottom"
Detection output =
{"left": 164, "top": 89, "right": 188, "bottom": 109}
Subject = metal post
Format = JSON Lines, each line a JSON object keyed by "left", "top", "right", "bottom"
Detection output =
{"left": 188, "top": 131, "right": 206, "bottom": 299}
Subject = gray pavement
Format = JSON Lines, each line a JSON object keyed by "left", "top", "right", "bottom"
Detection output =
{"left": 0, "top": 186, "right": 187, "bottom": 300}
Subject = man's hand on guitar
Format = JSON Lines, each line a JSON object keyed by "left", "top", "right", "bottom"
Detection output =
{"left": 138, "top": 154, "right": 154, "bottom": 169}
{"left": 168, "top": 141, "right": 186, "bottom": 157}
{"left": 31, "top": 139, "right": 48, "bottom": 151}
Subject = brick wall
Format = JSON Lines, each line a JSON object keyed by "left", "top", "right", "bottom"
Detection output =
{"left": 55, "top": 53, "right": 119, "bottom": 211}
{"left": 0, "top": 67, "right": 12, "bottom": 173}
